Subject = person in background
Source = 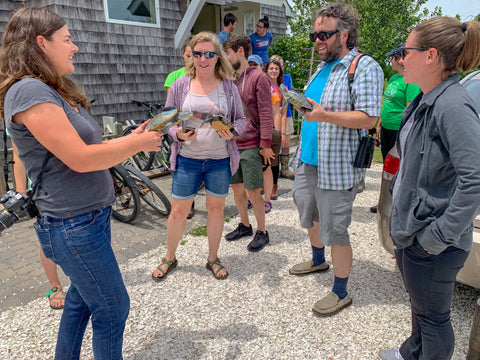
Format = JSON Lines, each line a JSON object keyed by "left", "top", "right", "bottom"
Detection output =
{"left": 164, "top": 36, "right": 193, "bottom": 96}
{"left": 151, "top": 32, "right": 246, "bottom": 281}
{"left": 247, "top": 54, "right": 263, "bottom": 71}
{"left": 217, "top": 13, "right": 238, "bottom": 45}
{"left": 0, "top": 7, "right": 164, "bottom": 359}
{"left": 250, "top": 16, "right": 273, "bottom": 66}
{"left": 164, "top": 35, "right": 195, "bottom": 219}
{"left": 370, "top": 43, "right": 420, "bottom": 213}
{"left": 224, "top": 34, "right": 274, "bottom": 252}
{"left": 11, "top": 140, "right": 65, "bottom": 310}
{"left": 289, "top": 2, "right": 383, "bottom": 316}
{"left": 270, "top": 54, "right": 295, "bottom": 180}
{"left": 264, "top": 57, "right": 286, "bottom": 205}
{"left": 380, "top": 17, "right": 480, "bottom": 360}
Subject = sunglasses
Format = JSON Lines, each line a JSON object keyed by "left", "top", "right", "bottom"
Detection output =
{"left": 192, "top": 51, "right": 217, "bottom": 59}
{"left": 309, "top": 30, "right": 339, "bottom": 42}
{"left": 400, "top": 47, "right": 428, "bottom": 59}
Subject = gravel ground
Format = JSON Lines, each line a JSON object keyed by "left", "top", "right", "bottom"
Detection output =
{"left": 0, "top": 164, "right": 479, "bottom": 359}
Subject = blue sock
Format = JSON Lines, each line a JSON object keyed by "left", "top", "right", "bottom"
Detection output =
{"left": 311, "top": 245, "right": 325, "bottom": 266}
{"left": 332, "top": 276, "right": 349, "bottom": 299}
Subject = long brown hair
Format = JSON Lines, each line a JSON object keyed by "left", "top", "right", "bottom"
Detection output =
{"left": 414, "top": 17, "right": 480, "bottom": 74}
{"left": 0, "top": 7, "right": 89, "bottom": 121}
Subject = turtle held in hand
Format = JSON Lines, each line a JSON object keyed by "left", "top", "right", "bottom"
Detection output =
{"left": 204, "top": 114, "right": 239, "bottom": 137}
{"left": 146, "top": 107, "right": 193, "bottom": 133}
{"left": 279, "top": 84, "right": 313, "bottom": 116}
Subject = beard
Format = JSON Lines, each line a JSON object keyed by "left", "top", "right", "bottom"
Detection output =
{"left": 317, "top": 35, "right": 344, "bottom": 63}
{"left": 231, "top": 60, "right": 241, "bottom": 71}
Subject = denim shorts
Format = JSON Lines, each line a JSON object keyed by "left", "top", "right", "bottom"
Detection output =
{"left": 172, "top": 155, "right": 232, "bottom": 199}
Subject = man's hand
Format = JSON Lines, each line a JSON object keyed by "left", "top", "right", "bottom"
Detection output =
{"left": 259, "top": 148, "right": 275, "bottom": 165}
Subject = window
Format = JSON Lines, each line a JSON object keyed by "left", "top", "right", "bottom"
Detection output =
{"left": 245, "top": 11, "right": 254, "bottom": 36}
{"left": 104, "top": 0, "right": 160, "bottom": 27}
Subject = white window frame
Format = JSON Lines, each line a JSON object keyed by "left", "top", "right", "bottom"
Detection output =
{"left": 244, "top": 11, "right": 255, "bottom": 37}
{"left": 103, "top": 0, "right": 161, "bottom": 28}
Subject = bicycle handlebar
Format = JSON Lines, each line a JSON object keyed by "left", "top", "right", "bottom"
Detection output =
{"left": 131, "top": 100, "right": 164, "bottom": 111}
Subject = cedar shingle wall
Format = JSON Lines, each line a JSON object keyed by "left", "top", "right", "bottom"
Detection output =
{"left": 1, "top": 1, "right": 287, "bottom": 126}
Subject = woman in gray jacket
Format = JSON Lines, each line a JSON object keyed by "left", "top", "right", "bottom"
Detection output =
{"left": 379, "top": 17, "right": 480, "bottom": 360}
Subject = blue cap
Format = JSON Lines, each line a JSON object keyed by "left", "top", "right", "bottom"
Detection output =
{"left": 247, "top": 54, "right": 263, "bottom": 65}
{"left": 386, "top": 43, "right": 405, "bottom": 57}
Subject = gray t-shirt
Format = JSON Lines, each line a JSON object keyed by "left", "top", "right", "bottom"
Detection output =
{"left": 5, "top": 78, "right": 114, "bottom": 218}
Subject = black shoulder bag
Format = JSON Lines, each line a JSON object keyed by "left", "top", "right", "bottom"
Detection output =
{"left": 349, "top": 54, "right": 376, "bottom": 168}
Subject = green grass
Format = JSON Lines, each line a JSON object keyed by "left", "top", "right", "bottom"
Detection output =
{"left": 187, "top": 225, "right": 207, "bottom": 237}
{"left": 373, "top": 146, "right": 383, "bottom": 164}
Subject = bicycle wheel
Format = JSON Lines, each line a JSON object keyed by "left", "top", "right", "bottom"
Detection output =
{"left": 124, "top": 164, "right": 171, "bottom": 216}
{"left": 110, "top": 165, "right": 141, "bottom": 222}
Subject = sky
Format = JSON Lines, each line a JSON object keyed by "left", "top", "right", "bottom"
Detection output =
{"left": 423, "top": 0, "right": 480, "bottom": 21}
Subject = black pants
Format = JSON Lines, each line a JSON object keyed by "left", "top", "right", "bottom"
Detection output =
{"left": 380, "top": 127, "right": 398, "bottom": 161}
{"left": 395, "top": 240, "right": 469, "bottom": 360}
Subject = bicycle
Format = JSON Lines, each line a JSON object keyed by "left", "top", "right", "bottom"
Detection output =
{"left": 123, "top": 164, "right": 171, "bottom": 216}
{"left": 109, "top": 164, "right": 141, "bottom": 223}
{"left": 127, "top": 100, "right": 172, "bottom": 173}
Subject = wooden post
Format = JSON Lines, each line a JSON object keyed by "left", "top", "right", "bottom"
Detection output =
{"left": 468, "top": 297, "right": 480, "bottom": 360}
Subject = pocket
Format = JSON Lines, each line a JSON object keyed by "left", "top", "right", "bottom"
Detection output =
{"left": 407, "top": 239, "right": 433, "bottom": 259}
{"left": 33, "top": 222, "right": 55, "bottom": 261}
{"left": 65, "top": 209, "right": 110, "bottom": 256}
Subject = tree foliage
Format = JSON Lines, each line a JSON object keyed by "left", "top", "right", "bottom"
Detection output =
{"left": 270, "top": 0, "right": 442, "bottom": 88}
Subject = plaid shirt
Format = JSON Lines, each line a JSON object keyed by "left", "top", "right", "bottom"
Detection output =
{"left": 291, "top": 48, "right": 384, "bottom": 190}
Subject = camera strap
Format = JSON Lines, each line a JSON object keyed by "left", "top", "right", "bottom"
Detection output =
{"left": 27, "top": 150, "right": 53, "bottom": 201}
{"left": 2, "top": 128, "right": 15, "bottom": 192}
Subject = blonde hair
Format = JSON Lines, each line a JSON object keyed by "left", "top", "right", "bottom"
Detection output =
{"left": 185, "top": 32, "right": 234, "bottom": 80}
{"left": 414, "top": 17, "right": 480, "bottom": 74}
{"left": 0, "top": 7, "right": 90, "bottom": 121}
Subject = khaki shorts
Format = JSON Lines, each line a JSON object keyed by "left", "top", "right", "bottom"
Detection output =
{"left": 231, "top": 147, "right": 264, "bottom": 190}
{"left": 292, "top": 163, "right": 358, "bottom": 246}
{"left": 277, "top": 117, "right": 295, "bottom": 136}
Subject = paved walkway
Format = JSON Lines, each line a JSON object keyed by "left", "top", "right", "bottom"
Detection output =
{"left": 0, "top": 173, "right": 293, "bottom": 311}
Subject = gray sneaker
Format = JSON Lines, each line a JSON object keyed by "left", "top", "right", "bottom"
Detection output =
{"left": 378, "top": 349, "right": 404, "bottom": 360}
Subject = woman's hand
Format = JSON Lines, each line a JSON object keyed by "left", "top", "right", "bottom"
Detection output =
{"left": 135, "top": 131, "right": 164, "bottom": 152}
{"left": 132, "top": 119, "right": 158, "bottom": 135}
{"left": 176, "top": 127, "right": 197, "bottom": 142}
{"left": 218, "top": 129, "right": 234, "bottom": 140}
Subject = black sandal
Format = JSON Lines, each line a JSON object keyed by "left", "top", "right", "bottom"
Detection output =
{"left": 152, "top": 257, "right": 178, "bottom": 282}
{"left": 206, "top": 258, "right": 228, "bottom": 280}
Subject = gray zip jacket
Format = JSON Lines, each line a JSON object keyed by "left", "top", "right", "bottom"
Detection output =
{"left": 390, "top": 74, "right": 480, "bottom": 255}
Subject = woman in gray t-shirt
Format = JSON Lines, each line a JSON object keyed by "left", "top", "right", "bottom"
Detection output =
{"left": 0, "top": 8, "right": 163, "bottom": 359}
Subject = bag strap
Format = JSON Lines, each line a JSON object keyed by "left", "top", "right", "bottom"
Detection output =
{"left": 2, "top": 128, "right": 14, "bottom": 191}
{"left": 348, "top": 54, "right": 366, "bottom": 111}
{"left": 241, "top": 98, "right": 260, "bottom": 130}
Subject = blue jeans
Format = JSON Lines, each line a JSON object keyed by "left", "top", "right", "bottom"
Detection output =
{"left": 34, "top": 207, "right": 129, "bottom": 360}
{"left": 172, "top": 155, "right": 231, "bottom": 199}
{"left": 395, "top": 239, "right": 469, "bottom": 360}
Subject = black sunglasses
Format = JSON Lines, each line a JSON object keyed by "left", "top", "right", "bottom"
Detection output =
{"left": 400, "top": 47, "right": 428, "bottom": 59}
{"left": 192, "top": 51, "right": 217, "bottom": 59}
{"left": 309, "top": 30, "right": 339, "bottom": 42}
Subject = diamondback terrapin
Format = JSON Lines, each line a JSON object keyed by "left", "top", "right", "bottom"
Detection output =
{"left": 279, "top": 84, "right": 313, "bottom": 116}
{"left": 146, "top": 107, "right": 193, "bottom": 133}
{"left": 204, "top": 114, "right": 239, "bottom": 137}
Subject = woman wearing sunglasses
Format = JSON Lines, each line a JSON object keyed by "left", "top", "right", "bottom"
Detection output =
{"left": 250, "top": 16, "right": 273, "bottom": 66}
{"left": 151, "top": 32, "right": 246, "bottom": 281}
{"left": 381, "top": 17, "right": 480, "bottom": 360}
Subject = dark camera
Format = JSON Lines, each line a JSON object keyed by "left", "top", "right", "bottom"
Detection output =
{"left": 0, "top": 190, "right": 38, "bottom": 232}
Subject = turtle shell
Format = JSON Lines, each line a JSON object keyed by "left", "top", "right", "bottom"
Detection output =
{"left": 279, "top": 84, "right": 313, "bottom": 114}
{"left": 146, "top": 107, "right": 178, "bottom": 132}
{"left": 205, "top": 114, "right": 239, "bottom": 137}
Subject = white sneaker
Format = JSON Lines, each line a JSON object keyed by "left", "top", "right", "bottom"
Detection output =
{"left": 378, "top": 349, "right": 404, "bottom": 360}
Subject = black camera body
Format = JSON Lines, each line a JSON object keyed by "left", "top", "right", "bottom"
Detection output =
{"left": 0, "top": 190, "right": 38, "bottom": 232}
